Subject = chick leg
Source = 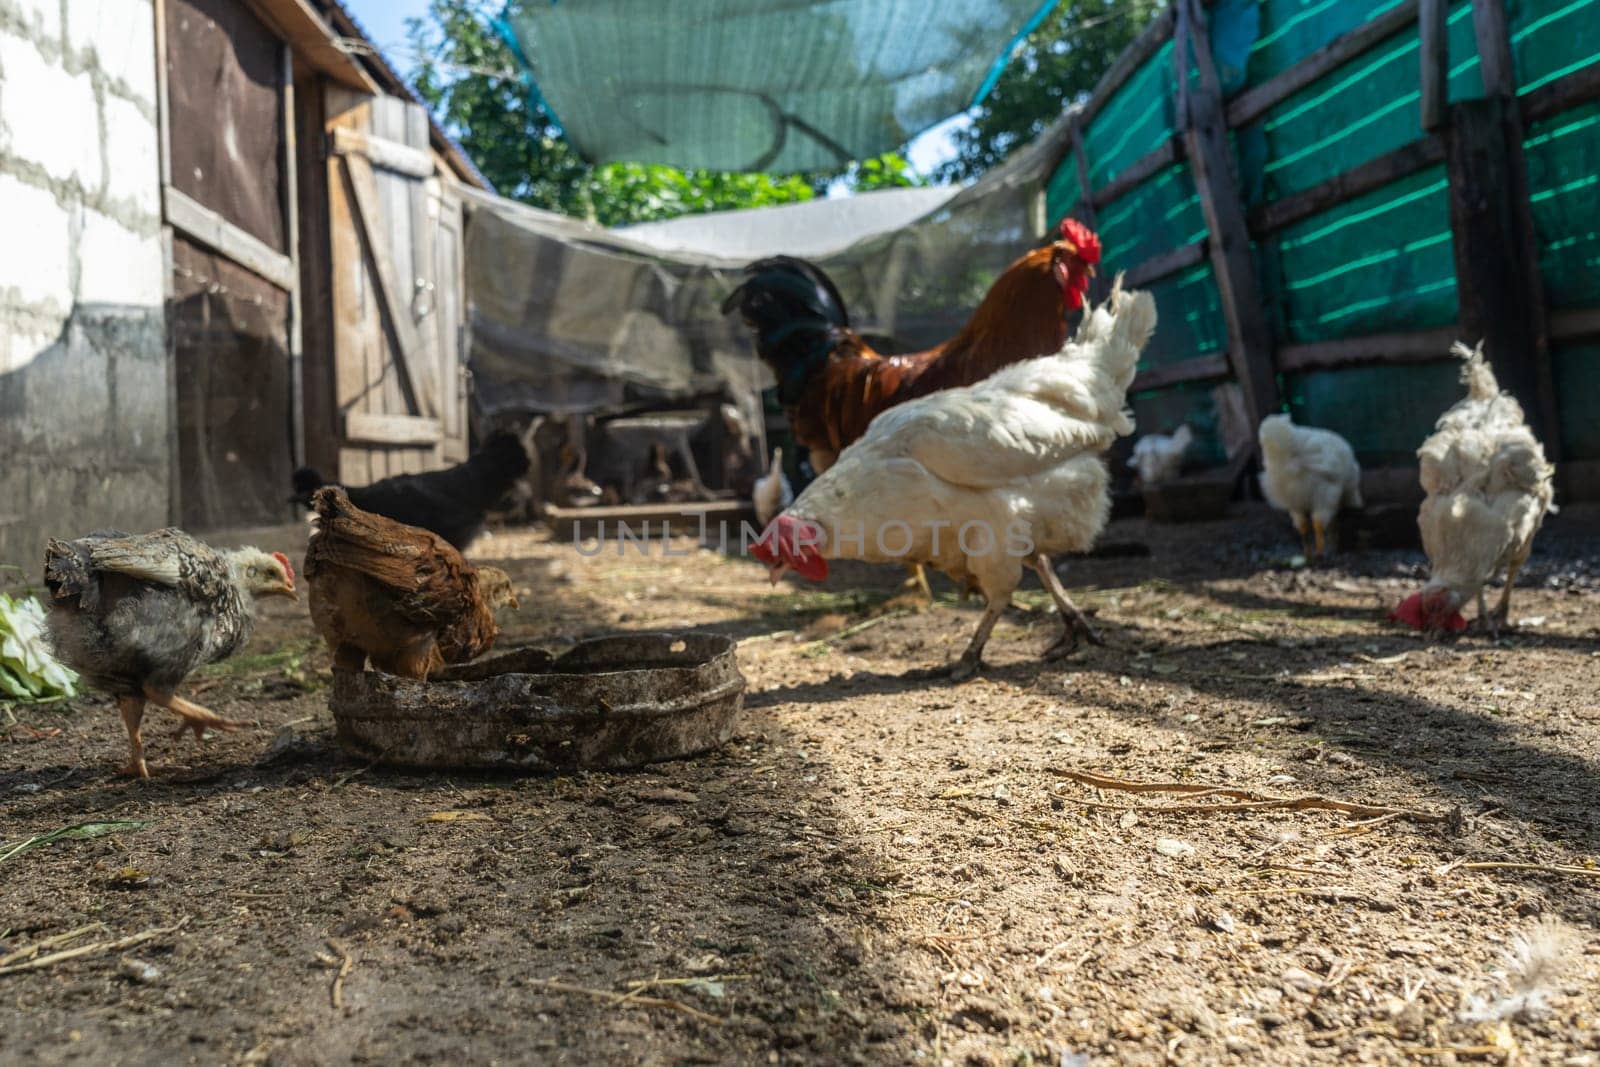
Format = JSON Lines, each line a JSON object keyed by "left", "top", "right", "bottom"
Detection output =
{"left": 145, "top": 688, "right": 252, "bottom": 736}
{"left": 1312, "top": 516, "right": 1327, "bottom": 559}
{"left": 949, "top": 596, "right": 1007, "bottom": 682}
{"left": 1477, "top": 588, "right": 1497, "bottom": 640}
{"left": 1034, "top": 555, "right": 1104, "bottom": 658}
{"left": 1291, "top": 513, "right": 1311, "bottom": 557}
{"left": 902, "top": 563, "right": 933, "bottom": 601}
{"left": 118, "top": 696, "right": 148, "bottom": 780}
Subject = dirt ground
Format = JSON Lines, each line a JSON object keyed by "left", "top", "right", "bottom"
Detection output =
{"left": 2, "top": 503, "right": 1598, "bottom": 1066}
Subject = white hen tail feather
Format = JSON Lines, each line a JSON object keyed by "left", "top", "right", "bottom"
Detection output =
{"left": 1453, "top": 340, "right": 1500, "bottom": 402}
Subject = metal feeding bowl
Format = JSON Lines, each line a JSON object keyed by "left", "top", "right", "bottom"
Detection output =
{"left": 329, "top": 632, "right": 745, "bottom": 771}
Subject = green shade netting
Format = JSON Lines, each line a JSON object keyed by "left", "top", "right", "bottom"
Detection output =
{"left": 1284, "top": 361, "right": 1466, "bottom": 466}
{"left": 1081, "top": 40, "right": 1178, "bottom": 188}
{"left": 496, "top": 0, "right": 1058, "bottom": 172}
{"left": 1140, "top": 263, "right": 1229, "bottom": 370}
{"left": 1131, "top": 382, "right": 1230, "bottom": 466}
{"left": 1525, "top": 101, "right": 1600, "bottom": 308}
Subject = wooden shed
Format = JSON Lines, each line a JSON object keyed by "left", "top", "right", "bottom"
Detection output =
{"left": 154, "top": 0, "right": 491, "bottom": 531}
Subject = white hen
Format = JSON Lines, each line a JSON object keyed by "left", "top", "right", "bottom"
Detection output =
{"left": 1129, "top": 424, "right": 1193, "bottom": 486}
{"left": 752, "top": 279, "right": 1157, "bottom": 678}
{"left": 1258, "top": 413, "right": 1363, "bottom": 557}
{"left": 1392, "top": 342, "right": 1554, "bottom": 635}
{"left": 752, "top": 448, "right": 794, "bottom": 527}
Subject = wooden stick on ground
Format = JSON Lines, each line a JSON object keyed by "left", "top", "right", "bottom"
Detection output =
{"left": 0, "top": 918, "right": 189, "bottom": 977}
{"left": 528, "top": 978, "right": 725, "bottom": 1025}
{"left": 1049, "top": 768, "right": 1446, "bottom": 823}
{"left": 1440, "top": 860, "right": 1600, "bottom": 880}
{"left": 326, "top": 939, "right": 353, "bottom": 1010}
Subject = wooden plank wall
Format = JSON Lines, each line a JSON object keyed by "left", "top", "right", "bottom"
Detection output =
{"left": 1059, "top": 0, "right": 1600, "bottom": 491}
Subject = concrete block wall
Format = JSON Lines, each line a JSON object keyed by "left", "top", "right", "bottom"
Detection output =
{"left": 0, "top": 0, "right": 169, "bottom": 573}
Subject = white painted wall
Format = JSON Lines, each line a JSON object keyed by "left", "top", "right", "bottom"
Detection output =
{"left": 0, "top": 0, "right": 170, "bottom": 566}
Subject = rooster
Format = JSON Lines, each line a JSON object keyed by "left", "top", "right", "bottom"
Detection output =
{"left": 752, "top": 278, "right": 1156, "bottom": 679}
{"left": 1258, "top": 414, "right": 1363, "bottom": 558}
{"left": 1391, "top": 342, "right": 1554, "bottom": 636}
{"left": 305, "top": 487, "right": 517, "bottom": 678}
{"left": 42, "top": 529, "right": 298, "bottom": 778}
{"left": 722, "top": 218, "right": 1102, "bottom": 475}
{"left": 291, "top": 430, "right": 531, "bottom": 550}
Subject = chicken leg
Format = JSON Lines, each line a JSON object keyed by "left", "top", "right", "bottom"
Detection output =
{"left": 1291, "top": 512, "right": 1311, "bottom": 557}
{"left": 950, "top": 595, "right": 1007, "bottom": 682}
{"left": 145, "top": 687, "right": 252, "bottom": 739}
{"left": 1491, "top": 554, "right": 1528, "bottom": 634}
{"left": 1311, "top": 517, "right": 1327, "bottom": 559}
{"left": 1034, "top": 555, "right": 1104, "bottom": 658}
{"left": 118, "top": 695, "right": 148, "bottom": 780}
{"left": 902, "top": 563, "right": 933, "bottom": 601}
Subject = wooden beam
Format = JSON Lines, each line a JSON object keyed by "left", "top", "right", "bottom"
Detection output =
{"left": 1090, "top": 137, "right": 1182, "bottom": 209}
{"left": 1080, "top": 7, "right": 1177, "bottom": 126}
{"left": 331, "top": 127, "right": 436, "bottom": 180}
{"left": 242, "top": 0, "right": 378, "bottom": 93}
{"left": 164, "top": 186, "right": 297, "bottom": 291}
{"left": 344, "top": 412, "right": 443, "bottom": 446}
{"left": 1176, "top": 0, "right": 1281, "bottom": 426}
{"left": 1551, "top": 306, "right": 1600, "bottom": 341}
{"left": 1419, "top": 0, "right": 1448, "bottom": 130}
{"left": 339, "top": 152, "right": 440, "bottom": 419}
{"left": 1130, "top": 353, "right": 1231, "bottom": 392}
{"left": 1248, "top": 135, "right": 1445, "bottom": 235}
{"left": 1124, "top": 240, "right": 1207, "bottom": 287}
{"left": 282, "top": 47, "right": 304, "bottom": 470}
{"left": 1276, "top": 326, "right": 1460, "bottom": 372}
{"left": 1226, "top": 1, "right": 1418, "bottom": 129}
{"left": 1522, "top": 63, "right": 1600, "bottom": 122}
{"left": 1446, "top": 95, "right": 1559, "bottom": 456}
{"left": 1470, "top": 0, "right": 1516, "bottom": 97}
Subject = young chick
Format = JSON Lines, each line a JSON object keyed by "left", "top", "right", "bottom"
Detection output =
{"left": 1258, "top": 414, "right": 1363, "bottom": 557}
{"left": 752, "top": 448, "right": 794, "bottom": 527}
{"left": 1129, "top": 424, "right": 1193, "bottom": 487}
{"left": 43, "top": 529, "right": 297, "bottom": 778}
{"left": 305, "top": 487, "right": 518, "bottom": 679}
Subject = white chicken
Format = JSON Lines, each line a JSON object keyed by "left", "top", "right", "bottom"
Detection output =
{"left": 1258, "top": 413, "right": 1363, "bottom": 557}
{"left": 1129, "top": 424, "right": 1192, "bottom": 486}
{"left": 752, "top": 278, "right": 1156, "bottom": 679}
{"left": 752, "top": 447, "right": 794, "bottom": 527}
{"left": 1391, "top": 342, "right": 1554, "bottom": 636}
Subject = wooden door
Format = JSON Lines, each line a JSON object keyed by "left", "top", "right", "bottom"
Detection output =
{"left": 325, "top": 89, "right": 469, "bottom": 483}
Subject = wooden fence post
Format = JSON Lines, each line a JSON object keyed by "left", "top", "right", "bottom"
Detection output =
{"left": 1444, "top": 0, "right": 1560, "bottom": 456}
{"left": 1175, "top": 0, "right": 1281, "bottom": 427}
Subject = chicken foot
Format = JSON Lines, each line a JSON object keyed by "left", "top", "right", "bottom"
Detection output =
{"left": 119, "top": 695, "right": 148, "bottom": 780}
{"left": 902, "top": 564, "right": 933, "bottom": 601}
{"left": 146, "top": 687, "right": 252, "bottom": 744}
{"left": 1482, "top": 554, "right": 1529, "bottom": 638}
{"left": 1034, "top": 555, "right": 1104, "bottom": 658}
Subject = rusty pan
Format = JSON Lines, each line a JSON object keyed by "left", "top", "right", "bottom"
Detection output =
{"left": 329, "top": 632, "right": 745, "bottom": 771}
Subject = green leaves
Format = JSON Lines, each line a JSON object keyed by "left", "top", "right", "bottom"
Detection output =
{"left": 0, "top": 593, "right": 77, "bottom": 701}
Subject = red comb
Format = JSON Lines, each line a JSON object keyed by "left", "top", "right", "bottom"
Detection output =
{"left": 1059, "top": 218, "right": 1102, "bottom": 265}
{"left": 272, "top": 551, "right": 295, "bottom": 584}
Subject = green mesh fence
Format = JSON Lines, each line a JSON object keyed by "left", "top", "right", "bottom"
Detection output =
{"left": 1552, "top": 343, "right": 1600, "bottom": 458}
{"left": 1258, "top": 164, "right": 1459, "bottom": 343}
{"left": 1082, "top": 41, "right": 1178, "bottom": 189}
{"left": 1044, "top": 0, "right": 1598, "bottom": 476}
{"left": 1236, "top": 3, "right": 1479, "bottom": 205}
{"left": 1284, "top": 361, "right": 1466, "bottom": 465}
{"left": 1095, "top": 165, "right": 1208, "bottom": 271}
{"left": 1507, "top": 0, "right": 1600, "bottom": 95}
{"left": 1140, "top": 263, "right": 1229, "bottom": 370}
{"left": 1524, "top": 100, "right": 1600, "bottom": 309}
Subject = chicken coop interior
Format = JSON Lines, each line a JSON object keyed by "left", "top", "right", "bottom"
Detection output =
{"left": 3, "top": 0, "right": 1600, "bottom": 1063}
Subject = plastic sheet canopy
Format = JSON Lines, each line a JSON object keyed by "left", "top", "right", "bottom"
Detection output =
{"left": 495, "top": 0, "right": 1059, "bottom": 172}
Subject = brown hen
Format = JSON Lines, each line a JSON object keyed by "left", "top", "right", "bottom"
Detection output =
{"left": 305, "top": 487, "right": 518, "bottom": 679}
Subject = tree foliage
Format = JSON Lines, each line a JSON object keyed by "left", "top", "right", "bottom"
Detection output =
{"left": 405, "top": 0, "right": 921, "bottom": 226}
{"left": 937, "top": 0, "right": 1164, "bottom": 184}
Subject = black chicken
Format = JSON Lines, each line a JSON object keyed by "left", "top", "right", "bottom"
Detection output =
{"left": 43, "top": 529, "right": 298, "bottom": 778}
{"left": 290, "top": 431, "right": 531, "bottom": 550}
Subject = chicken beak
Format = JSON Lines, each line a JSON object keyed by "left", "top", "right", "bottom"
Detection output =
{"left": 768, "top": 562, "right": 790, "bottom": 586}
{"left": 1088, "top": 265, "right": 1097, "bottom": 278}
{"left": 269, "top": 581, "right": 299, "bottom": 601}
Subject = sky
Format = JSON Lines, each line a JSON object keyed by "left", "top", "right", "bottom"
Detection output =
{"left": 340, "top": 0, "right": 967, "bottom": 181}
